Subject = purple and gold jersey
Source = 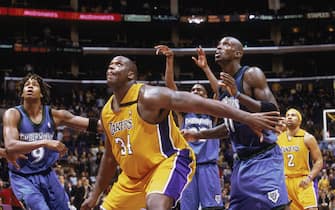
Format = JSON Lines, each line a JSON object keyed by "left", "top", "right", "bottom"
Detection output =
{"left": 101, "top": 83, "right": 193, "bottom": 179}
{"left": 277, "top": 129, "right": 311, "bottom": 177}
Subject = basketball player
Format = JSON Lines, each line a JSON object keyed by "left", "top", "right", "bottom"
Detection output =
{"left": 277, "top": 108, "right": 323, "bottom": 210}
{"left": 155, "top": 44, "right": 224, "bottom": 210}
{"left": 182, "top": 36, "right": 290, "bottom": 209}
{"left": 80, "top": 55, "right": 281, "bottom": 210}
{"left": 3, "top": 73, "right": 101, "bottom": 210}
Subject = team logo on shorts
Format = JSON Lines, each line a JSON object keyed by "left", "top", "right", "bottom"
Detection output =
{"left": 215, "top": 194, "right": 222, "bottom": 204}
{"left": 267, "top": 189, "right": 279, "bottom": 203}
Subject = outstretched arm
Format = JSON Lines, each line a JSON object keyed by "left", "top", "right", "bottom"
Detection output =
{"left": 155, "top": 45, "right": 177, "bottom": 90}
{"left": 182, "top": 123, "right": 229, "bottom": 141}
{"left": 3, "top": 108, "right": 67, "bottom": 156}
{"left": 192, "top": 46, "right": 219, "bottom": 99}
{"left": 155, "top": 45, "right": 185, "bottom": 126}
{"left": 140, "top": 85, "right": 280, "bottom": 133}
{"left": 52, "top": 109, "right": 103, "bottom": 133}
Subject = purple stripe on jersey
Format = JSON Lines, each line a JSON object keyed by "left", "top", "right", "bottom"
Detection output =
{"left": 313, "top": 179, "right": 319, "bottom": 200}
{"left": 158, "top": 116, "right": 177, "bottom": 157}
{"left": 164, "top": 149, "right": 192, "bottom": 201}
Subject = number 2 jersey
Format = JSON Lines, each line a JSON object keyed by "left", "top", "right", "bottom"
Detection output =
{"left": 101, "top": 83, "right": 194, "bottom": 179}
{"left": 8, "top": 105, "right": 58, "bottom": 174}
{"left": 277, "top": 129, "right": 311, "bottom": 177}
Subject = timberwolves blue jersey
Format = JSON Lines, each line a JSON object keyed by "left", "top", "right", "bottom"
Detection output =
{"left": 9, "top": 105, "right": 58, "bottom": 174}
{"left": 182, "top": 113, "right": 220, "bottom": 163}
{"left": 219, "top": 66, "right": 276, "bottom": 154}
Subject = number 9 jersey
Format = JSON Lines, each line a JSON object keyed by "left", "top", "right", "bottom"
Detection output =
{"left": 9, "top": 105, "right": 58, "bottom": 174}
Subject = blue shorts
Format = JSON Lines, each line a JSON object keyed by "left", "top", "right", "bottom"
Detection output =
{"left": 229, "top": 145, "right": 289, "bottom": 210}
{"left": 9, "top": 169, "right": 70, "bottom": 210}
{"left": 181, "top": 163, "right": 223, "bottom": 210}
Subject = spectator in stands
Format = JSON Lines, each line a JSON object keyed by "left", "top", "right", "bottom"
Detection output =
{"left": 319, "top": 172, "right": 331, "bottom": 194}
{"left": 155, "top": 44, "right": 224, "bottom": 210}
{"left": 72, "top": 178, "right": 85, "bottom": 210}
{"left": 182, "top": 36, "right": 290, "bottom": 209}
{"left": 319, "top": 190, "right": 331, "bottom": 210}
{"left": 0, "top": 179, "right": 24, "bottom": 210}
{"left": 80, "top": 55, "right": 281, "bottom": 210}
{"left": 2, "top": 73, "right": 101, "bottom": 210}
{"left": 277, "top": 108, "right": 323, "bottom": 210}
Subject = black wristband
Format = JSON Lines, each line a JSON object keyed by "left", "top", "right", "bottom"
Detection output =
{"left": 87, "top": 118, "right": 98, "bottom": 133}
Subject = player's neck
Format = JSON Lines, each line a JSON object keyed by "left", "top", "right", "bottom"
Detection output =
{"left": 112, "top": 81, "right": 136, "bottom": 111}
{"left": 286, "top": 127, "right": 300, "bottom": 138}
{"left": 221, "top": 62, "right": 241, "bottom": 76}
{"left": 114, "top": 81, "right": 135, "bottom": 99}
{"left": 23, "top": 101, "right": 43, "bottom": 117}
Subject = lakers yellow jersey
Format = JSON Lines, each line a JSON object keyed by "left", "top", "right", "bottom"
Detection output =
{"left": 101, "top": 83, "right": 192, "bottom": 179}
{"left": 277, "top": 129, "right": 311, "bottom": 177}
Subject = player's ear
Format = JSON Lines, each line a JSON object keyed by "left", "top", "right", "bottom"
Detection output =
{"left": 128, "top": 70, "right": 136, "bottom": 80}
{"left": 235, "top": 50, "right": 242, "bottom": 58}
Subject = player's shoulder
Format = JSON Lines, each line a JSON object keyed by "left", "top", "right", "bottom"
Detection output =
{"left": 140, "top": 84, "right": 172, "bottom": 97}
{"left": 3, "top": 107, "right": 21, "bottom": 124}
{"left": 304, "top": 131, "right": 315, "bottom": 140}
{"left": 4, "top": 107, "right": 20, "bottom": 117}
{"left": 245, "top": 66, "right": 264, "bottom": 75}
{"left": 303, "top": 131, "right": 318, "bottom": 146}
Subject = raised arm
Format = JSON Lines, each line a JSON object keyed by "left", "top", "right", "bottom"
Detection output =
{"left": 3, "top": 108, "right": 67, "bottom": 155}
{"left": 220, "top": 67, "right": 278, "bottom": 112}
{"left": 155, "top": 45, "right": 177, "bottom": 90}
{"left": 192, "top": 46, "right": 220, "bottom": 99}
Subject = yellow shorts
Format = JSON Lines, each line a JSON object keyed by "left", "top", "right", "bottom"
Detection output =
{"left": 285, "top": 176, "right": 318, "bottom": 210}
{"left": 102, "top": 149, "right": 195, "bottom": 210}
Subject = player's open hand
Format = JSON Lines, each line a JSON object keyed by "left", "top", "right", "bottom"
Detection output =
{"left": 81, "top": 196, "right": 97, "bottom": 210}
{"left": 299, "top": 176, "right": 311, "bottom": 189}
{"left": 219, "top": 72, "right": 238, "bottom": 96}
{"left": 45, "top": 140, "right": 68, "bottom": 157}
{"left": 247, "top": 111, "right": 282, "bottom": 135}
{"left": 154, "top": 45, "right": 174, "bottom": 57}
{"left": 5, "top": 151, "right": 28, "bottom": 170}
{"left": 192, "top": 46, "right": 209, "bottom": 70}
